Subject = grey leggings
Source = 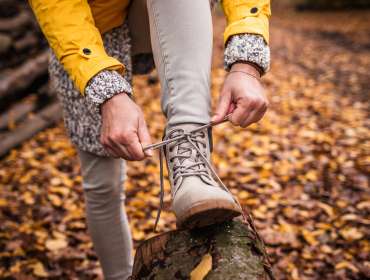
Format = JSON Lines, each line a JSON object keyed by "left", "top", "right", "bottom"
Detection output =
{"left": 80, "top": 0, "right": 213, "bottom": 279}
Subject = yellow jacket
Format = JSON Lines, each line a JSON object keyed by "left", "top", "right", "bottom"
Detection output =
{"left": 29, "top": 0, "right": 271, "bottom": 94}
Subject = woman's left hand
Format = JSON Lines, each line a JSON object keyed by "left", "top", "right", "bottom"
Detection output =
{"left": 212, "top": 63, "right": 269, "bottom": 128}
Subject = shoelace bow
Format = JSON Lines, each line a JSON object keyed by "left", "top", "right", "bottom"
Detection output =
{"left": 143, "top": 115, "right": 246, "bottom": 232}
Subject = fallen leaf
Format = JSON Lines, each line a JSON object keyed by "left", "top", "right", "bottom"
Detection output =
{"left": 190, "top": 253, "right": 212, "bottom": 280}
{"left": 45, "top": 238, "right": 67, "bottom": 251}
{"left": 30, "top": 262, "right": 49, "bottom": 277}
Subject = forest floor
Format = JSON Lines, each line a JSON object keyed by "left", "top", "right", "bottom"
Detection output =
{"left": 0, "top": 8, "right": 369, "bottom": 280}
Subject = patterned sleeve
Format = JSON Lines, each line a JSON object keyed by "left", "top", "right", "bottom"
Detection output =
{"left": 85, "top": 70, "right": 132, "bottom": 114}
{"left": 224, "top": 34, "right": 270, "bottom": 74}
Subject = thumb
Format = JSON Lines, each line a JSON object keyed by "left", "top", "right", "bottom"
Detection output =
{"left": 138, "top": 117, "right": 153, "bottom": 157}
{"left": 212, "top": 90, "right": 232, "bottom": 123}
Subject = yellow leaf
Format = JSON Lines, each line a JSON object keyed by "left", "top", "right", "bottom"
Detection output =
{"left": 0, "top": 198, "right": 8, "bottom": 207}
{"left": 48, "top": 194, "right": 62, "bottom": 207}
{"left": 339, "top": 227, "right": 364, "bottom": 241}
{"left": 45, "top": 238, "right": 67, "bottom": 251}
{"left": 317, "top": 202, "right": 334, "bottom": 217}
{"left": 305, "top": 170, "right": 318, "bottom": 181}
{"left": 335, "top": 261, "right": 359, "bottom": 272}
{"left": 132, "top": 229, "right": 145, "bottom": 240}
{"left": 21, "top": 191, "right": 35, "bottom": 205}
{"left": 190, "top": 253, "right": 212, "bottom": 280}
{"left": 31, "top": 262, "right": 48, "bottom": 277}
{"left": 10, "top": 261, "right": 21, "bottom": 274}
{"left": 49, "top": 186, "right": 70, "bottom": 196}
{"left": 50, "top": 177, "right": 62, "bottom": 185}
{"left": 301, "top": 229, "right": 319, "bottom": 246}
{"left": 357, "top": 200, "right": 370, "bottom": 210}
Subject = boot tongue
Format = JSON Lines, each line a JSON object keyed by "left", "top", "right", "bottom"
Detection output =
{"left": 167, "top": 124, "right": 213, "bottom": 185}
{"left": 168, "top": 123, "right": 202, "bottom": 166}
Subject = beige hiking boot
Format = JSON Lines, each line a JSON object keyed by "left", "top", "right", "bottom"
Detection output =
{"left": 163, "top": 123, "right": 242, "bottom": 229}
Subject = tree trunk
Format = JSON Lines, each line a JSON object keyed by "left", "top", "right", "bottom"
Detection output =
{"left": 131, "top": 215, "right": 274, "bottom": 280}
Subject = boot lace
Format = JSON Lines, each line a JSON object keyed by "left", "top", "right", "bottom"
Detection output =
{"left": 167, "top": 129, "right": 211, "bottom": 194}
{"left": 144, "top": 116, "right": 245, "bottom": 232}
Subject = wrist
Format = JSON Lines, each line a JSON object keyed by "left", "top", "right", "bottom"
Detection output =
{"left": 230, "top": 62, "right": 262, "bottom": 78}
{"left": 101, "top": 91, "right": 131, "bottom": 110}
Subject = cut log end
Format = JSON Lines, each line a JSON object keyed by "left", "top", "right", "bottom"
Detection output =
{"left": 131, "top": 217, "right": 274, "bottom": 280}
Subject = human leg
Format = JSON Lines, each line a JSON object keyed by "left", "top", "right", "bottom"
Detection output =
{"left": 147, "top": 0, "right": 213, "bottom": 128}
{"left": 78, "top": 149, "right": 133, "bottom": 280}
{"left": 147, "top": 0, "right": 242, "bottom": 229}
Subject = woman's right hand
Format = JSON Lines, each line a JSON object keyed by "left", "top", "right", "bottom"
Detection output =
{"left": 100, "top": 93, "right": 153, "bottom": 160}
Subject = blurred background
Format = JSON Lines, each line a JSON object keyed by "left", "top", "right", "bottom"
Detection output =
{"left": 0, "top": 0, "right": 369, "bottom": 279}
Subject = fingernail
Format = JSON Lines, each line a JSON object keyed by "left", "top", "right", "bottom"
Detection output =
{"left": 145, "top": 149, "right": 154, "bottom": 157}
{"left": 211, "top": 115, "right": 217, "bottom": 122}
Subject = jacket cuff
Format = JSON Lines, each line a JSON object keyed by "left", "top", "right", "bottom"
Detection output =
{"left": 85, "top": 70, "right": 132, "bottom": 115}
{"left": 61, "top": 45, "right": 125, "bottom": 94}
{"left": 224, "top": 33, "right": 270, "bottom": 74}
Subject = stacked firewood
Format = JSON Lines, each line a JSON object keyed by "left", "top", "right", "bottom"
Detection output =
{"left": 0, "top": 0, "right": 61, "bottom": 157}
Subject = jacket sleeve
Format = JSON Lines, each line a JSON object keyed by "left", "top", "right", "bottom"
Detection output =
{"left": 28, "top": 0, "right": 125, "bottom": 94}
{"left": 221, "top": 0, "right": 271, "bottom": 45}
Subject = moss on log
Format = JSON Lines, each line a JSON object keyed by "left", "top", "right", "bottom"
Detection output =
{"left": 131, "top": 216, "right": 274, "bottom": 280}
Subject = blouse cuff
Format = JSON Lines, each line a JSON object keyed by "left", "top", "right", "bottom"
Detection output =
{"left": 224, "top": 33, "right": 270, "bottom": 74}
{"left": 85, "top": 70, "right": 132, "bottom": 114}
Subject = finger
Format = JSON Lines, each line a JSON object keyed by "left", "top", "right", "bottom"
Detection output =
{"left": 241, "top": 105, "right": 267, "bottom": 127}
{"left": 227, "top": 103, "right": 236, "bottom": 115}
{"left": 105, "top": 146, "right": 120, "bottom": 158}
{"left": 212, "top": 90, "right": 232, "bottom": 122}
{"left": 115, "top": 143, "right": 135, "bottom": 161}
{"left": 138, "top": 118, "right": 153, "bottom": 157}
{"left": 125, "top": 133, "right": 145, "bottom": 161}
{"left": 109, "top": 138, "right": 134, "bottom": 160}
{"left": 100, "top": 134, "right": 120, "bottom": 158}
{"left": 230, "top": 100, "right": 252, "bottom": 126}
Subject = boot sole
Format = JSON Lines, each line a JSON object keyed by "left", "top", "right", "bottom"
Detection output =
{"left": 176, "top": 200, "right": 242, "bottom": 229}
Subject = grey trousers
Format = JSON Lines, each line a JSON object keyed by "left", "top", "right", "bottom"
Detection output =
{"left": 79, "top": 0, "right": 213, "bottom": 279}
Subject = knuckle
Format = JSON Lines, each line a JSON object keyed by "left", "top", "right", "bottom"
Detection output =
{"left": 239, "top": 98, "right": 249, "bottom": 107}
{"left": 251, "top": 97, "right": 263, "bottom": 107}
{"left": 108, "top": 134, "right": 119, "bottom": 143}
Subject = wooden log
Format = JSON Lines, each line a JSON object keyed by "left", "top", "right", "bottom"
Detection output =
{"left": 0, "top": 96, "right": 37, "bottom": 130}
{"left": 0, "top": 102, "right": 61, "bottom": 157}
{"left": 0, "top": 33, "right": 12, "bottom": 55}
{"left": 14, "top": 32, "right": 39, "bottom": 52}
{"left": 131, "top": 216, "right": 274, "bottom": 280}
{"left": 0, "top": 10, "right": 31, "bottom": 32}
{"left": 0, "top": 51, "right": 48, "bottom": 99}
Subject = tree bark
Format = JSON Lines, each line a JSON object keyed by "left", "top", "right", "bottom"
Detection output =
{"left": 131, "top": 216, "right": 274, "bottom": 280}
